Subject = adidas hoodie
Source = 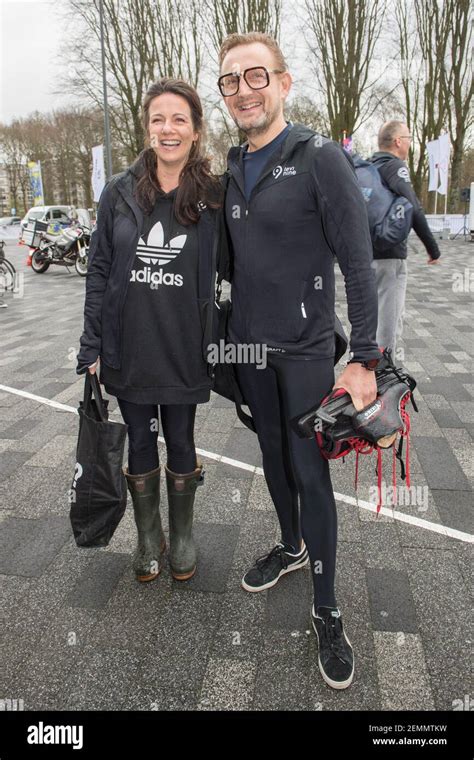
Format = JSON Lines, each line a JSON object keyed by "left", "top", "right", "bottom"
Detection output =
{"left": 225, "top": 123, "right": 380, "bottom": 362}
{"left": 76, "top": 152, "right": 221, "bottom": 402}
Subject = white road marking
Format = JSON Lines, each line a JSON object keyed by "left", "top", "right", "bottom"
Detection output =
{"left": 0, "top": 383, "right": 472, "bottom": 544}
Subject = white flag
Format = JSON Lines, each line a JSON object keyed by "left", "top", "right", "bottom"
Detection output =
{"left": 426, "top": 139, "right": 440, "bottom": 192}
{"left": 91, "top": 145, "right": 106, "bottom": 202}
{"left": 437, "top": 133, "right": 451, "bottom": 196}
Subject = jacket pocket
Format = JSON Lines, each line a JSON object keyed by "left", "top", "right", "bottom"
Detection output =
{"left": 254, "top": 280, "right": 308, "bottom": 344}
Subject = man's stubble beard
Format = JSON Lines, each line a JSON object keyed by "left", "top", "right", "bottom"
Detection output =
{"left": 234, "top": 101, "right": 281, "bottom": 138}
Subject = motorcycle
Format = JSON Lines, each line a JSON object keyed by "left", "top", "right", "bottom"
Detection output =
{"left": 29, "top": 223, "right": 90, "bottom": 276}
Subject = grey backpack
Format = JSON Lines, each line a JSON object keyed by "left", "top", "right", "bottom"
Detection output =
{"left": 353, "top": 155, "right": 413, "bottom": 251}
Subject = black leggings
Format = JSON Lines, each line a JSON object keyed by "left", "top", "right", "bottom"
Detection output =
{"left": 236, "top": 354, "right": 337, "bottom": 608}
{"left": 117, "top": 399, "right": 197, "bottom": 475}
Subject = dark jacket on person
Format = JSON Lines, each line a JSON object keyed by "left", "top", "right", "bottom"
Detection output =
{"left": 224, "top": 123, "right": 380, "bottom": 363}
{"left": 76, "top": 154, "right": 221, "bottom": 377}
{"left": 370, "top": 151, "right": 441, "bottom": 261}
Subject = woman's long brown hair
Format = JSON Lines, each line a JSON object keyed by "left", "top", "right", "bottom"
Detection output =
{"left": 134, "top": 78, "right": 222, "bottom": 225}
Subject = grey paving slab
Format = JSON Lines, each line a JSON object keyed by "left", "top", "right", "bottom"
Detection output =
{"left": 401, "top": 546, "right": 471, "bottom": 710}
{"left": 252, "top": 631, "right": 311, "bottom": 711}
{"left": 0, "top": 416, "right": 42, "bottom": 440}
{"left": 177, "top": 522, "right": 240, "bottom": 592}
{"left": 266, "top": 565, "right": 312, "bottom": 631}
{"left": 0, "top": 450, "right": 35, "bottom": 479}
{"left": 366, "top": 568, "right": 419, "bottom": 633}
{"left": 5, "top": 608, "right": 98, "bottom": 711}
{"left": 0, "top": 238, "right": 472, "bottom": 711}
{"left": 198, "top": 657, "right": 257, "bottom": 711}
{"left": 0, "top": 515, "right": 71, "bottom": 576}
{"left": 66, "top": 552, "right": 130, "bottom": 610}
{"left": 432, "top": 489, "right": 474, "bottom": 534}
{"left": 412, "top": 436, "right": 471, "bottom": 491}
{"left": 59, "top": 647, "right": 143, "bottom": 710}
{"left": 373, "top": 632, "right": 435, "bottom": 711}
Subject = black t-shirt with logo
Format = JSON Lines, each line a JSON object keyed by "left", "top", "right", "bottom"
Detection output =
{"left": 100, "top": 189, "right": 211, "bottom": 404}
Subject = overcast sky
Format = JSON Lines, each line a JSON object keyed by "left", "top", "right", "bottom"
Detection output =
{"left": 0, "top": 0, "right": 317, "bottom": 123}
{"left": 0, "top": 0, "right": 75, "bottom": 123}
{"left": 0, "top": 0, "right": 399, "bottom": 155}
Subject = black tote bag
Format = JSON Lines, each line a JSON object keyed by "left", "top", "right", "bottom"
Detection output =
{"left": 69, "top": 372, "right": 128, "bottom": 547}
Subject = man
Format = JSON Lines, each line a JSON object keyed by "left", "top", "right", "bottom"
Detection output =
{"left": 218, "top": 32, "right": 380, "bottom": 690}
{"left": 370, "top": 121, "right": 441, "bottom": 356}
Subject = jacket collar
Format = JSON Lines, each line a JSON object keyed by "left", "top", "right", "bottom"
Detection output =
{"left": 226, "top": 122, "right": 329, "bottom": 198}
{"left": 113, "top": 166, "right": 144, "bottom": 231}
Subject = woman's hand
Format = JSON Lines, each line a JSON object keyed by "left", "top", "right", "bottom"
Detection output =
{"left": 88, "top": 358, "right": 99, "bottom": 375}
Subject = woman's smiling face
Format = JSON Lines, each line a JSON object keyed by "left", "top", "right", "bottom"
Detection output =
{"left": 148, "top": 93, "right": 198, "bottom": 168}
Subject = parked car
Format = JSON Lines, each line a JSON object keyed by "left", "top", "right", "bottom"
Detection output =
{"left": 0, "top": 216, "right": 21, "bottom": 226}
{"left": 0, "top": 216, "right": 22, "bottom": 241}
{"left": 20, "top": 206, "right": 71, "bottom": 235}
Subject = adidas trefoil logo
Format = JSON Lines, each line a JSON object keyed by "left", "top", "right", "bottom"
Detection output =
{"left": 136, "top": 221, "right": 187, "bottom": 266}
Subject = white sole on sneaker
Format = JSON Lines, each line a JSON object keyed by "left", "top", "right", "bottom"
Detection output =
{"left": 312, "top": 617, "right": 355, "bottom": 690}
{"left": 241, "top": 550, "right": 309, "bottom": 592}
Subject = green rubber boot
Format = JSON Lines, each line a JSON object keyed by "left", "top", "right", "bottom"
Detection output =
{"left": 124, "top": 466, "right": 166, "bottom": 582}
{"left": 165, "top": 461, "right": 204, "bottom": 581}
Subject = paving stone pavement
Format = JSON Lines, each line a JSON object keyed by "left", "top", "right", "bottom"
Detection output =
{"left": 0, "top": 236, "right": 472, "bottom": 712}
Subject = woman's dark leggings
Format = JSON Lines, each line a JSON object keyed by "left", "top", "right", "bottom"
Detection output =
{"left": 117, "top": 399, "right": 197, "bottom": 475}
{"left": 236, "top": 354, "right": 338, "bottom": 609}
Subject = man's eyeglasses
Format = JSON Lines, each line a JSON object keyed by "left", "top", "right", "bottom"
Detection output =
{"left": 398, "top": 135, "right": 412, "bottom": 140}
{"left": 217, "top": 66, "right": 285, "bottom": 97}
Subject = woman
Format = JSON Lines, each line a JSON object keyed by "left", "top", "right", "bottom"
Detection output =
{"left": 76, "top": 78, "right": 222, "bottom": 583}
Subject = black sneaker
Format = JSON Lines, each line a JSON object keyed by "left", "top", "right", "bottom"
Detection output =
{"left": 241, "top": 542, "right": 309, "bottom": 592}
{"left": 311, "top": 605, "right": 354, "bottom": 689}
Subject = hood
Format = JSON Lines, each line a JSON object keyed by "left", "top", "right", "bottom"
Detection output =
{"left": 370, "top": 151, "right": 399, "bottom": 166}
{"left": 227, "top": 122, "right": 330, "bottom": 167}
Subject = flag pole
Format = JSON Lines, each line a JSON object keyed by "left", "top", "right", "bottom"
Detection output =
{"left": 99, "top": 0, "right": 113, "bottom": 180}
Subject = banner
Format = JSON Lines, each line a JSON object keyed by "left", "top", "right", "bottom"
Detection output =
{"left": 27, "top": 161, "right": 44, "bottom": 206}
{"left": 426, "top": 139, "right": 440, "bottom": 192}
{"left": 437, "top": 133, "right": 451, "bottom": 196}
{"left": 342, "top": 131, "right": 353, "bottom": 154}
{"left": 342, "top": 135, "right": 353, "bottom": 153}
{"left": 91, "top": 145, "right": 106, "bottom": 202}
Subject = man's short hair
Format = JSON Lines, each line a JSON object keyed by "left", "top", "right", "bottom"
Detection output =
{"left": 378, "top": 120, "right": 407, "bottom": 149}
{"left": 218, "top": 32, "right": 287, "bottom": 72}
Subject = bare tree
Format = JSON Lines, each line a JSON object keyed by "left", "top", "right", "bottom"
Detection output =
{"left": 395, "top": 0, "right": 451, "bottom": 203}
{"left": 48, "top": 109, "right": 104, "bottom": 207}
{"left": 285, "top": 95, "right": 327, "bottom": 133}
{"left": 204, "top": 0, "right": 282, "bottom": 52}
{"left": 394, "top": 0, "right": 471, "bottom": 210}
{"left": 304, "top": 0, "right": 390, "bottom": 141}
{"left": 0, "top": 108, "right": 109, "bottom": 211}
{"left": 443, "top": 0, "right": 473, "bottom": 210}
{"left": 0, "top": 125, "right": 31, "bottom": 214}
{"left": 59, "top": 0, "right": 204, "bottom": 161}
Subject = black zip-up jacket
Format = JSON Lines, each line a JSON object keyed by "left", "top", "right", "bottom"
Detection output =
{"left": 370, "top": 151, "right": 441, "bottom": 261}
{"left": 225, "top": 124, "right": 380, "bottom": 363}
{"left": 76, "top": 156, "right": 220, "bottom": 375}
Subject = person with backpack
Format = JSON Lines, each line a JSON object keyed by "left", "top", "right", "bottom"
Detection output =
{"left": 369, "top": 121, "right": 441, "bottom": 356}
{"left": 218, "top": 32, "right": 381, "bottom": 690}
{"left": 76, "top": 78, "right": 223, "bottom": 584}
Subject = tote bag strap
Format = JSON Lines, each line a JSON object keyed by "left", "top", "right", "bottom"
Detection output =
{"left": 83, "top": 372, "right": 108, "bottom": 422}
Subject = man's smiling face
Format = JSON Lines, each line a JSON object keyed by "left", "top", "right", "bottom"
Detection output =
{"left": 220, "top": 42, "right": 291, "bottom": 138}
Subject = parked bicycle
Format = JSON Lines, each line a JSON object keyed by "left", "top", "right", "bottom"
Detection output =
{"left": 0, "top": 240, "right": 17, "bottom": 291}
